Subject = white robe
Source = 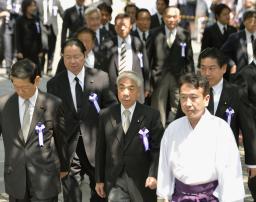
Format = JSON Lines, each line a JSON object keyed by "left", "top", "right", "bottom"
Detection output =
{"left": 157, "top": 110, "right": 245, "bottom": 202}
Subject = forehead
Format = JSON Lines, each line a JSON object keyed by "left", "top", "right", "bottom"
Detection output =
{"left": 78, "top": 32, "right": 93, "bottom": 40}
{"left": 115, "top": 17, "right": 131, "bottom": 25}
{"left": 200, "top": 57, "right": 219, "bottom": 66}
{"left": 86, "top": 11, "right": 100, "bottom": 18}
{"left": 118, "top": 77, "right": 137, "bottom": 86}
{"left": 12, "top": 77, "right": 32, "bottom": 85}
{"left": 64, "top": 44, "right": 83, "bottom": 53}
{"left": 137, "top": 11, "right": 150, "bottom": 18}
{"left": 180, "top": 83, "right": 204, "bottom": 95}
{"left": 165, "top": 8, "right": 180, "bottom": 16}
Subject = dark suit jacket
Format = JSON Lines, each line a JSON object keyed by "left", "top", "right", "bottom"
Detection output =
{"left": 47, "top": 68, "right": 117, "bottom": 166}
{"left": 61, "top": 5, "right": 86, "bottom": 45}
{"left": 149, "top": 26, "right": 194, "bottom": 89}
{"left": 233, "top": 62, "right": 256, "bottom": 164}
{"left": 95, "top": 102, "right": 164, "bottom": 202}
{"left": 131, "top": 29, "right": 152, "bottom": 57}
{"left": 176, "top": 79, "right": 256, "bottom": 164}
{"left": 0, "top": 91, "right": 68, "bottom": 199}
{"left": 221, "top": 30, "right": 249, "bottom": 73}
{"left": 108, "top": 23, "right": 116, "bottom": 36}
{"left": 201, "top": 23, "right": 237, "bottom": 51}
{"left": 150, "top": 14, "right": 161, "bottom": 29}
{"left": 102, "top": 35, "right": 150, "bottom": 95}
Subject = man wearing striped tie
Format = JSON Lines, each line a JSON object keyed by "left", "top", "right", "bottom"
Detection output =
{"left": 102, "top": 13, "right": 150, "bottom": 104}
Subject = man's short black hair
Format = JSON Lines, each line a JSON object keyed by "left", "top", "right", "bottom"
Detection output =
{"left": 213, "top": 3, "right": 231, "bottom": 18}
{"left": 243, "top": 8, "right": 256, "bottom": 22}
{"left": 75, "top": 26, "right": 96, "bottom": 43}
{"left": 10, "top": 59, "right": 39, "bottom": 84}
{"left": 179, "top": 73, "right": 210, "bottom": 96}
{"left": 61, "top": 38, "right": 86, "bottom": 55}
{"left": 98, "top": 2, "right": 113, "bottom": 14}
{"left": 135, "top": 8, "right": 151, "bottom": 20}
{"left": 198, "top": 47, "right": 227, "bottom": 69}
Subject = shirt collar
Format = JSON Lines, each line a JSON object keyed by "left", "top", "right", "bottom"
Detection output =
{"left": 245, "top": 28, "right": 256, "bottom": 39}
{"left": 121, "top": 102, "right": 136, "bottom": 117}
{"left": 212, "top": 78, "right": 223, "bottom": 95}
{"left": 67, "top": 66, "right": 85, "bottom": 85}
{"left": 165, "top": 26, "right": 176, "bottom": 36}
{"left": 137, "top": 28, "right": 148, "bottom": 36}
{"left": 19, "top": 88, "right": 38, "bottom": 108}
{"left": 118, "top": 35, "right": 131, "bottom": 46}
{"left": 217, "top": 21, "right": 225, "bottom": 32}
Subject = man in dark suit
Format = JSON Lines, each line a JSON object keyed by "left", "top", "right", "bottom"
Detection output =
{"left": 98, "top": 2, "right": 116, "bottom": 36}
{"left": 47, "top": 39, "right": 117, "bottom": 202}
{"left": 199, "top": 47, "right": 256, "bottom": 198}
{"left": 221, "top": 9, "right": 256, "bottom": 76}
{"left": 61, "top": 0, "right": 86, "bottom": 45}
{"left": 132, "top": 8, "right": 152, "bottom": 57}
{"left": 233, "top": 40, "right": 256, "bottom": 201}
{"left": 150, "top": 0, "right": 169, "bottom": 29}
{"left": 201, "top": 3, "right": 237, "bottom": 51}
{"left": 149, "top": 6, "right": 194, "bottom": 127}
{"left": 95, "top": 71, "right": 164, "bottom": 202}
{"left": 0, "top": 59, "right": 68, "bottom": 201}
{"left": 102, "top": 13, "right": 150, "bottom": 104}
{"left": 84, "top": 6, "right": 111, "bottom": 53}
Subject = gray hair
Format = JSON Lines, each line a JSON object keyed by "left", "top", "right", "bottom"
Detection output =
{"left": 116, "top": 71, "right": 142, "bottom": 88}
{"left": 84, "top": 6, "right": 101, "bottom": 18}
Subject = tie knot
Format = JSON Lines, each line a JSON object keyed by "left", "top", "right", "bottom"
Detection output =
{"left": 74, "top": 77, "right": 80, "bottom": 83}
{"left": 251, "top": 34, "right": 255, "bottom": 42}
{"left": 123, "top": 109, "right": 131, "bottom": 118}
{"left": 24, "top": 99, "right": 30, "bottom": 107}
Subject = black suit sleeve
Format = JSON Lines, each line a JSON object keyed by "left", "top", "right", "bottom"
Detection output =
{"left": 53, "top": 99, "right": 69, "bottom": 172}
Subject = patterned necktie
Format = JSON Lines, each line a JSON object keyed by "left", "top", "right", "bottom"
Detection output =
{"left": 123, "top": 109, "right": 131, "bottom": 133}
{"left": 208, "top": 87, "right": 214, "bottom": 114}
{"left": 119, "top": 40, "right": 126, "bottom": 73}
{"left": 74, "top": 77, "right": 83, "bottom": 113}
{"left": 22, "top": 100, "right": 31, "bottom": 142}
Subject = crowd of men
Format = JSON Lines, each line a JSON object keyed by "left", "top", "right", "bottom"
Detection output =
{"left": 0, "top": 0, "right": 256, "bottom": 201}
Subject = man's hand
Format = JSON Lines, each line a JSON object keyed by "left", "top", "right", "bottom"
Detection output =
{"left": 230, "top": 65, "right": 237, "bottom": 74}
{"left": 248, "top": 168, "right": 256, "bottom": 178}
{"left": 95, "top": 183, "right": 106, "bottom": 198}
{"left": 60, "top": 172, "right": 68, "bottom": 179}
{"left": 16, "top": 52, "right": 23, "bottom": 59}
{"left": 145, "top": 177, "right": 157, "bottom": 190}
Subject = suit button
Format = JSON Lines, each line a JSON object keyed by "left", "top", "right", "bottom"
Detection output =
{"left": 6, "top": 166, "right": 13, "bottom": 174}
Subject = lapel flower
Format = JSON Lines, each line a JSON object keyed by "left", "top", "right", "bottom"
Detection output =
{"left": 139, "top": 127, "right": 150, "bottom": 151}
{"left": 35, "top": 122, "right": 45, "bottom": 147}
{"left": 89, "top": 93, "right": 100, "bottom": 113}
{"left": 180, "top": 42, "right": 187, "bottom": 57}
{"left": 225, "top": 107, "right": 235, "bottom": 125}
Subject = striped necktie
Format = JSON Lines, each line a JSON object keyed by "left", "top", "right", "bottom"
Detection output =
{"left": 119, "top": 40, "right": 127, "bottom": 73}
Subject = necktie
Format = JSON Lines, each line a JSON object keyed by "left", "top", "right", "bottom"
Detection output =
{"left": 142, "top": 32, "right": 147, "bottom": 42}
{"left": 79, "top": 7, "right": 83, "bottom": 20}
{"left": 22, "top": 100, "right": 31, "bottom": 142}
{"left": 123, "top": 110, "right": 131, "bottom": 133}
{"left": 161, "top": 17, "right": 164, "bottom": 25}
{"left": 102, "top": 26, "right": 107, "bottom": 32}
{"left": 74, "top": 77, "right": 83, "bottom": 113}
{"left": 167, "top": 31, "right": 175, "bottom": 48}
{"left": 119, "top": 40, "right": 126, "bottom": 73}
{"left": 223, "top": 26, "right": 227, "bottom": 36}
{"left": 208, "top": 87, "right": 214, "bottom": 114}
{"left": 251, "top": 34, "right": 255, "bottom": 43}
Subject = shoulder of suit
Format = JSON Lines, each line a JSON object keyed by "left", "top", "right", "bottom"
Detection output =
{"left": 39, "top": 91, "right": 63, "bottom": 106}
{"left": 0, "top": 93, "right": 15, "bottom": 108}
{"left": 86, "top": 67, "right": 108, "bottom": 77}
{"left": 99, "top": 103, "right": 119, "bottom": 117}
{"left": 136, "top": 102, "right": 159, "bottom": 114}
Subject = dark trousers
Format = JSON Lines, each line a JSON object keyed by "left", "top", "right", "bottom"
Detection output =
{"left": 62, "top": 136, "right": 106, "bottom": 202}
{"left": 9, "top": 169, "right": 58, "bottom": 202}
{"left": 248, "top": 176, "right": 256, "bottom": 201}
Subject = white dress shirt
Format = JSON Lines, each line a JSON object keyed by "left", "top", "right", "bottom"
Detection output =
{"left": 85, "top": 50, "right": 95, "bottom": 68}
{"left": 217, "top": 21, "right": 227, "bottom": 35}
{"left": 211, "top": 78, "right": 223, "bottom": 115}
{"left": 246, "top": 29, "right": 256, "bottom": 64}
{"left": 19, "top": 88, "right": 38, "bottom": 126}
{"left": 67, "top": 67, "right": 85, "bottom": 111}
{"left": 118, "top": 35, "right": 133, "bottom": 72}
{"left": 157, "top": 110, "right": 244, "bottom": 201}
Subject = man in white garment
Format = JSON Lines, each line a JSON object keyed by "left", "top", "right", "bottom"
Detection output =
{"left": 157, "top": 73, "right": 245, "bottom": 202}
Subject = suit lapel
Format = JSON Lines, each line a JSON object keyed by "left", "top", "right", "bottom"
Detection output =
{"left": 240, "top": 31, "right": 248, "bottom": 63}
{"left": 215, "top": 80, "right": 229, "bottom": 118}
{"left": 83, "top": 68, "right": 94, "bottom": 116}
{"left": 8, "top": 94, "right": 25, "bottom": 144}
{"left": 110, "top": 105, "right": 124, "bottom": 144}
{"left": 63, "top": 71, "right": 77, "bottom": 113}
{"left": 124, "top": 103, "right": 145, "bottom": 151}
{"left": 26, "top": 91, "right": 46, "bottom": 143}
